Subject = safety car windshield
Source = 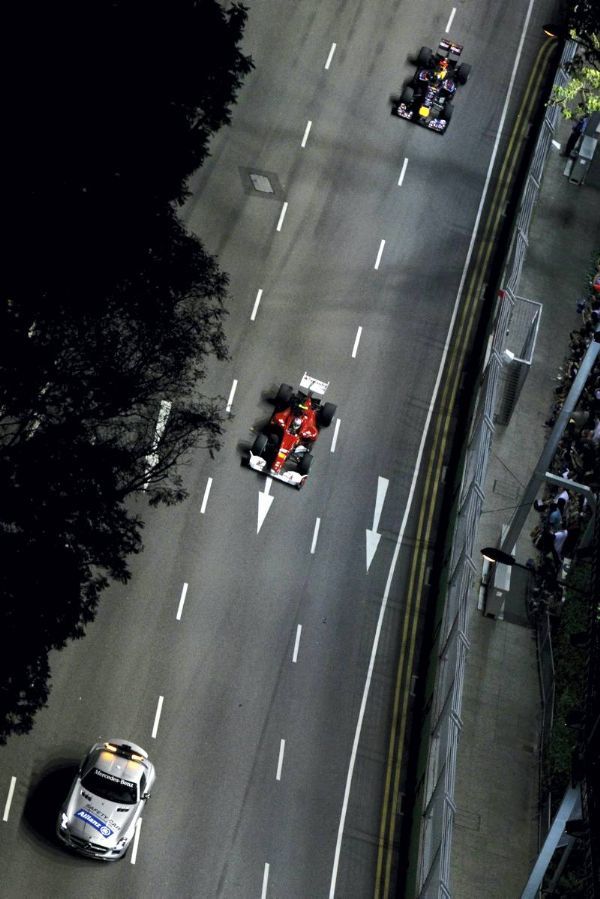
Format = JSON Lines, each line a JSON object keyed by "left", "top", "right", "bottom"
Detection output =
{"left": 81, "top": 768, "right": 138, "bottom": 804}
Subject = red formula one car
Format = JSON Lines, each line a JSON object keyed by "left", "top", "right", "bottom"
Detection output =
{"left": 248, "top": 373, "right": 337, "bottom": 489}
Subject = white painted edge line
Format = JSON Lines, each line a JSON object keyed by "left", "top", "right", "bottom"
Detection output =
{"left": 2, "top": 777, "right": 16, "bottom": 822}
{"left": 310, "top": 518, "right": 321, "bottom": 554}
{"left": 325, "top": 42, "right": 336, "bottom": 70}
{"left": 200, "top": 477, "right": 213, "bottom": 514}
{"left": 374, "top": 239, "right": 385, "bottom": 270}
{"left": 397, "top": 157, "right": 409, "bottom": 187}
{"left": 251, "top": 289, "right": 263, "bottom": 322}
{"left": 176, "top": 583, "right": 188, "bottom": 621}
{"left": 151, "top": 695, "right": 164, "bottom": 739}
{"left": 327, "top": 0, "right": 536, "bottom": 892}
{"left": 276, "top": 202, "right": 288, "bottom": 232}
{"left": 292, "top": 624, "right": 302, "bottom": 663}
{"left": 301, "top": 120, "right": 312, "bottom": 148}
{"left": 226, "top": 379, "right": 238, "bottom": 413}
{"left": 262, "top": 862, "right": 270, "bottom": 898}
{"left": 445, "top": 7, "right": 456, "bottom": 32}
{"left": 330, "top": 418, "right": 341, "bottom": 453}
{"left": 276, "top": 739, "right": 286, "bottom": 781}
{"left": 351, "top": 326, "right": 362, "bottom": 358}
{"left": 130, "top": 817, "right": 142, "bottom": 865}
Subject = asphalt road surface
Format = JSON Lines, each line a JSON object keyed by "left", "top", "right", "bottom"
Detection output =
{"left": 0, "top": 0, "right": 556, "bottom": 896}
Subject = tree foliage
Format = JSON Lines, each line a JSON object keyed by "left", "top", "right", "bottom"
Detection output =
{"left": 0, "top": 0, "right": 252, "bottom": 743}
{"left": 550, "top": 1, "right": 600, "bottom": 118}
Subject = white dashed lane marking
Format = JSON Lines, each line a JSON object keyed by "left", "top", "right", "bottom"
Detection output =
{"left": 130, "top": 818, "right": 142, "bottom": 864}
{"left": 276, "top": 202, "right": 288, "bottom": 232}
{"left": 374, "top": 239, "right": 385, "bottom": 270}
{"left": 276, "top": 739, "right": 286, "bottom": 781}
{"left": 398, "top": 158, "right": 408, "bottom": 186}
{"left": 325, "top": 43, "right": 336, "bottom": 69}
{"left": 176, "top": 583, "right": 188, "bottom": 621}
{"left": 2, "top": 777, "right": 16, "bottom": 822}
{"left": 446, "top": 7, "right": 456, "bottom": 32}
{"left": 151, "top": 696, "right": 164, "bottom": 739}
{"left": 310, "top": 518, "right": 321, "bottom": 554}
{"left": 301, "top": 120, "right": 312, "bottom": 148}
{"left": 330, "top": 419, "right": 341, "bottom": 453}
{"left": 251, "top": 289, "right": 263, "bottom": 321}
{"left": 292, "top": 624, "right": 302, "bottom": 663}
{"left": 226, "top": 380, "right": 238, "bottom": 413}
{"left": 200, "top": 477, "right": 213, "bottom": 514}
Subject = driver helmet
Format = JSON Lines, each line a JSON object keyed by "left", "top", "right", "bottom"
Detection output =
{"left": 435, "top": 58, "right": 449, "bottom": 78}
{"left": 290, "top": 416, "right": 303, "bottom": 434}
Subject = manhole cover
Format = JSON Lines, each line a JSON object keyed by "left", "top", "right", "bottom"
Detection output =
{"left": 239, "top": 167, "right": 283, "bottom": 200}
{"left": 249, "top": 173, "right": 274, "bottom": 194}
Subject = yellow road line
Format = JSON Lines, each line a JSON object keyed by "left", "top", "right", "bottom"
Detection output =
{"left": 374, "top": 37, "right": 556, "bottom": 898}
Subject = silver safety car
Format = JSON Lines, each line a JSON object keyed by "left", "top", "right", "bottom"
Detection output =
{"left": 57, "top": 739, "right": 156, "bottom": 860}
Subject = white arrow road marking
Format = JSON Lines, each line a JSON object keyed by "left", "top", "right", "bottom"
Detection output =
{"left": 176, "top": 583, "right": 188, "bottom": 621}
{"left": 261, "top": 863, "right": 270, "bottom": 898}
{"left": 292, "top": 624, "right": 302, "bottom": 663}
{"left": 257, "top": 478, "right": 274, "bottom": 534}
{"left": 276, "top": 739, "right": 285, "bottom": 781}
{"left": 366, "top": 477, "right": 389, "bottom": 571}
{"left": 130, "top": 817, "right": 142, "bottom": 864}
{"left": 200, "top": 477, "right": 213, "bottom": 514}
{"left": 151, "top": 696, "right": 164, "bottom": 739}
{"left": 143, "top": 399, "right": 172, "bottom": 489}
{"left": 250, "top": 289, "right": 263, "bottom": 322}
{"left": 301, "top": 120, "right": 312, "bottom": 148}
{"left": 3, "top": 777, "right": 16, "bottom": 821}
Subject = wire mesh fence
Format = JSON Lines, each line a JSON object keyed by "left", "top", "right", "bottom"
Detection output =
{"left": 415, "top": 39, "right": 578, "bottom": 899}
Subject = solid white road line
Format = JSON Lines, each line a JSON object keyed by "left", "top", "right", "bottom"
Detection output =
{"left": 301, "top": 120, "right": 313, "bottom": 148}
{"left": 351, "top": 326, "right": 362, "bottom": 358}
{"left": 250, "top": 289, "right": 263, "bottom": 322}
{"left": 261, "top": 862, "right": 270, "bottom": 898}
{"left": 292, "top": 624, "right": 302, "bottom": 663}
{"left": 130, "top": 817, "right": 142, "bottom": 865}
{"left": 176, "top": 583, "right": 188, "bottom": 621}
{"left": 276, "top": 202, "right": 288, "bottom": 232}
{"left": 200, "top": 477, "right": 213, "bottom": 514}
{"left": 397, "top": 157, "right": 409, "bottom": 186}
{"left": 325, "top": 42, "right": 336, "bottom": 69}
{"left": 328, "top": 0, "right": 538, "bottom": 891}
{"left": 445, "top": 7, "right": 456, "bottom": 32}
{"left": 2, "top": 777, "right": 16, "bottom": 822}
{"left": 374, "top": 239, "right": 385, "bottom": 270}
{"left": 330, "top": 418, "right": 341, "bottom": 453}
{"left": 226, "top": 379, "right": 238, "bottom": 413}
{"left": 151, "top": 696, "right": 164, "bottom": 739}
{"left": 310, "top": 518, "right": 321, "bottom": 554}
{"left": 276, "top": 739, "right": 286, "bottom": 781}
